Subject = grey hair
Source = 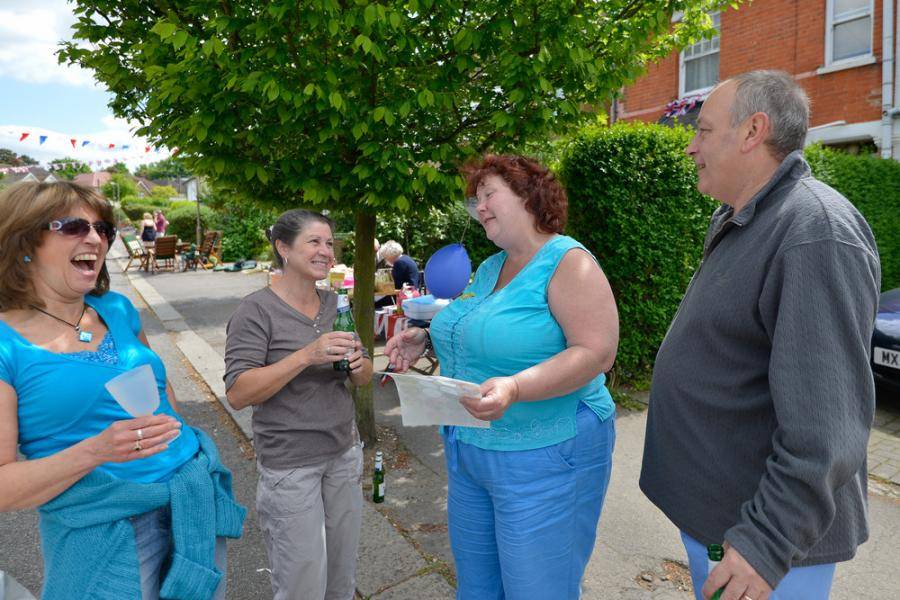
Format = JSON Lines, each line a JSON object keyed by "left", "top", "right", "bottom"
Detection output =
{"left": 268, "top": 209, "right": 333, "bottom": 268}
{"left": 728, "top": 70, "right": 810, "bottom": 161}
{"left": 378, "top": 240, "right": 403, "bottom": 261}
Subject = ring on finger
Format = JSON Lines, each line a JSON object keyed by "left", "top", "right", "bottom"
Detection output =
{"left": 743, "top": 596, "right": 754, "bottom": 600}
{"left": 133, "top": 440, "right": 143, "bottom": 452}
{"left": 136, "top": 428, "right": 144, "bottom": 441}
{"left": 326, "top": 346, "right": 332, "bottom": 354}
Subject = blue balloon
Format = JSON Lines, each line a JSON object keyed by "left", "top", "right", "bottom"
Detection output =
{"left": 425, "top": 243, "right": 472, "bottom": 299}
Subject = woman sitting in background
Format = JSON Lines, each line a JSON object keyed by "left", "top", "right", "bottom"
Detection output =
{"left": 378, "top": 240, "right": 419, "bottom": 291}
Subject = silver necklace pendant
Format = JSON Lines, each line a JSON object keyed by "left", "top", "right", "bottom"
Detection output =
{"left": 77, "top": 328, "right": 93, "bottom": 343}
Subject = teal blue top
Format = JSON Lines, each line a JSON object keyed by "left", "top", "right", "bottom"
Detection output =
{"left": 38, "top": 428, "right": 245, "bottom": 600}
{"left": 429, "top": 235, "right": 615, "bottom": 451}
{"left": 0, "top": 290, "right": 199, "bottom": 483}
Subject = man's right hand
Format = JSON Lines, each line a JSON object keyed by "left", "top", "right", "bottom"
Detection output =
{"left": 385, "top": 327, "right": 428, "bottom": 372}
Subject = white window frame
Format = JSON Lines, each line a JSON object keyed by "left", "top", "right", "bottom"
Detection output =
{"left": 824, "top": 0, "right": 874, "bottom": 67}
{"left": 679, "top": 12, "right": 721, "bottom": 98}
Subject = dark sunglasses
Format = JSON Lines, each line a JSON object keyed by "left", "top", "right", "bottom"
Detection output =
{"left": 46, "top": 217, "right": 117, "bottom": 243}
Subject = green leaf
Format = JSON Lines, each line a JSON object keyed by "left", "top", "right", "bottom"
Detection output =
{"left": 150, "top": 21, "right": 177, "bottom": 39}
{"left": 383, "top": 109, "right": 395, "bottom": 126}
{"left": 257, "top": 166, "right": 269, "bottom": 184}
{"left": 364, "top": 4, "right": 377, "bottom": 25}
{"left": 303, "top": 82, "right": 315, "bottom": 95}
{"left": 373, "top": 106, "right": 385, "bottom": 122}
{"left": 399, "top": 101, "right": 411, "bottom": 117}
{"left": 396, "top": 195, "right": 410, "bottom": 211}
{"left": 172, "top": 30, "right": 189, "bottom": 50}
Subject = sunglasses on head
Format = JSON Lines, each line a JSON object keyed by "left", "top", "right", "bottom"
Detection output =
{"left": 46, "top": 217, "right": 117, "bottom": 243}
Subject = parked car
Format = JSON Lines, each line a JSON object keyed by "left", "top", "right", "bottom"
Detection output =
{"left": 872, "top": 287, "right": 900, "bottom": 401}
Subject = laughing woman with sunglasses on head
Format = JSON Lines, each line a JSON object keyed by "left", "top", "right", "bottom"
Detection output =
{"left": 0, "top": 182, "right": 245, "bottom": 600}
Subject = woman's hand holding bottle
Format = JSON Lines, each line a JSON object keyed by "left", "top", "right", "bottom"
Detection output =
{"left": 305, "top": 332, "right": 357, "bottom": 366}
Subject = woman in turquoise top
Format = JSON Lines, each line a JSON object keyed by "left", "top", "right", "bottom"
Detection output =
{"left": 0, "top": 182, "right": 243, "bottom": 599}
{"left": 387, "top": 155, "right": 619, "bottom": 598}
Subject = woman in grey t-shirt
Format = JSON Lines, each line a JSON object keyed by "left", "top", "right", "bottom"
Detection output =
{"left": 224, "top": 209, "right": 372, "bottom": 600}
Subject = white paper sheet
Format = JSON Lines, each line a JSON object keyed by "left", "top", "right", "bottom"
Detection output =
{"left": 377, "top": 371, "right": 490, "bottom": 428}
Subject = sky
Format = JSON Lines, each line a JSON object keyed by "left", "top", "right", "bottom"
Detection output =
{"left": 0, "top": 0, "right": 170, "bottom": 169}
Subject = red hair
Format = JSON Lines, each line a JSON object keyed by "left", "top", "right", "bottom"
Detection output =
{"left": 461, "top": 155, "right": 567, "bottom": 234}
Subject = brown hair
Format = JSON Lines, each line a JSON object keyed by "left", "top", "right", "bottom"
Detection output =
{"left": 0, "top": 181, "right": 114, "bottom": 310}
{"left": 461, "top": 154, "right": 567, "bottom": 234}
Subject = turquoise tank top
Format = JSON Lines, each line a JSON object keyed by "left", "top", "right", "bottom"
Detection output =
{"left": 429, "top": 235, "right": 615, "bottom": 451}
{"left": 0, "top": 291, "right": 199, "bottom": 483}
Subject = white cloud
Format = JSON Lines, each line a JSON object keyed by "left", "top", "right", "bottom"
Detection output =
{"left": 0, "top": 0, "right": 99, "bottom": 88}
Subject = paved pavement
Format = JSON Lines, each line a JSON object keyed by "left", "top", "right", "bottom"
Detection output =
{"left": 2, "top": 247, "right": 899, "bottom": 599}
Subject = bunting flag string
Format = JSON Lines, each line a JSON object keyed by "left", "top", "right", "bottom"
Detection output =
{"left": 3, "top": 128, "right": 165, "bottom": 156}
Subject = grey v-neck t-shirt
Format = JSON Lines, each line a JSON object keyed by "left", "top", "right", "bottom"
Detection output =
{"left": 224, "top": 286, "right": 360, "bottom": 469}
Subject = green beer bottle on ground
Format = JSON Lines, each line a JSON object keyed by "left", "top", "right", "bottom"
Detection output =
{"left": 332, "top": 288, "right": 354, "bottom": 372}
{"left": 707, "top": 543, "right": 724, "bottom": 600}
{"left": 373, "top": 451, "right": 385, "bottom": 503}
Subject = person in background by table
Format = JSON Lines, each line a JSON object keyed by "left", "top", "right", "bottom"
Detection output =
{"left": 154, "top": 209, "right": 168, "bottom": 236}
{"left": 378, "top": 240, "right": 419, "bottom": 291}
{"left": 224, "top": 208, "right": 373, "bottom": 600}
{"left": 0, "top": 181, "right": 244, "bottom": 600}
{"left": 386, "top": 154, "right": 619, "bottom": 599}
{"left": 140, "top": 212, "right": 157, "bottom": 244}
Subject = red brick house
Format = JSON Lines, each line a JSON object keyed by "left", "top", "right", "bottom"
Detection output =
{"left": 616, "top": 0, "right": 899, "bottom": 157}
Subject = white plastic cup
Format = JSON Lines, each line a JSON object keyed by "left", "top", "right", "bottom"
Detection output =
{"left": 104, "top": 364, "right": 160, "bottom": 417}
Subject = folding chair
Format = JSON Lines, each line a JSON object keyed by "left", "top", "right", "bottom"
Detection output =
{"left": 119, "top": 233, "right": 150, "bottom": 272}
{"left": 151, "top": 235, "right": 179, "bottom": 272}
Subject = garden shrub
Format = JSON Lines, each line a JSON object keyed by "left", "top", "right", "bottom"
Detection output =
{"left": 805, "top": 144, "right": 900, "bottom": 291}
{"left": 333, "top": 199, "right": 496, "bottom": 270}
{"left": 559, "top": 121, "right": 717, "bottom": 382}
{"left": 121, "top": 202, "right": 164, "bottom": 221}
{"left": 220, "top": 197, "right": 278, "bottom": 262}
{"left": 166, "top": 204, "right": 224, "bottom": 243}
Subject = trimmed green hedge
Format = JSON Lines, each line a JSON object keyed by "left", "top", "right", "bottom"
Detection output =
{"left": 559, "top": 122, "right": 717, "bottom": 382}
{"left": 805, "top": 145, "right": 900, "bottom": 291}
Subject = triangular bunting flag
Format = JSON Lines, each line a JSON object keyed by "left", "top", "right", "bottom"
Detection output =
{"left": 39, "top": 135, "right": 48, "bottom": 145}
{"left": 82, "top": 141, "right": 90, "bottom": 147}
{"left": 19, "top": 133, "right": 29, "bottom": 141}
{"left": 70, "top": 139, "right": 77, "bottom": 148}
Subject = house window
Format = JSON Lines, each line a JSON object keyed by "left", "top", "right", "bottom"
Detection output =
{"left": 680, "top": 13, "right": 720, "bottom": 97}
{"left": 826, "top": 0, "right": 873, "bottom": 64}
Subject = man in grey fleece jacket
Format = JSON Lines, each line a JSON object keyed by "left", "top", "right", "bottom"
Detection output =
{"left": 640, "top": 70, "right": 881, "bottom": 600}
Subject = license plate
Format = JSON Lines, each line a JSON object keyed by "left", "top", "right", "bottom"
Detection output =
{"left": 873, "top": 347, "right": 900, "bottom": 370}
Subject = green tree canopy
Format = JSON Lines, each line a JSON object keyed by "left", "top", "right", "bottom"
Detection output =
{"left": 0, "top": 148, "right": 39, "bottom": 166}
{"left": 104, "top": 162, "right": 130, "bottom": 174}
{"left": 49, "top": 157, "right": 92, "bottom": 180}
{"left": 135, "top": 157, "right": 192, "bottom": 180}
{"left": 101, "top": 173, "right": 139, "bottom": 201}
{"left": 61, "top": 0, "right": 734, "bottom": 442}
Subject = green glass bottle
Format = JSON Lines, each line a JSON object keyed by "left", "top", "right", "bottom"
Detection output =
{"left": 373, "top": 451, "right": 385, "bottom": 503}
{"left": 332, "top": 288, "right": 354, "bottom": 371}
{"left": 707, "top": 544, "right": 724, "bottom": 600}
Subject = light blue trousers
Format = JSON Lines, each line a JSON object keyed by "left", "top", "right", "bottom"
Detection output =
{"left": 681, "top": 531, "right": 836, "bottom": 600}
{"left": 132, "top": 506, "right": 227, "bottom": 600}
{"left": 445, "top": 403, "right": 615, "bottom": 600}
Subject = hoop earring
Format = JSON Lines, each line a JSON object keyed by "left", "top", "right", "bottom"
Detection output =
{"left": 282, "top": 255, "right": 289, "bottom": 266}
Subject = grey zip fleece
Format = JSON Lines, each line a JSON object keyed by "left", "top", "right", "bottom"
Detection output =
{"left": 640, "top": 151, "right": 881, "bottom": 587}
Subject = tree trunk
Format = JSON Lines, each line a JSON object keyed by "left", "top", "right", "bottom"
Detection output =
{"left": 352, "top": 211, "right": 377, "bottom": 446}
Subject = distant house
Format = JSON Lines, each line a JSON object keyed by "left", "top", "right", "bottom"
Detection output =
{"left": 617, "top": 0, "right": 897, "bottom": 157}
{"left": 73, "top": 171, "right": 113, "bottom": 191}
{"left": 73, "top": 172, "right": 154, "bottom": 198}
